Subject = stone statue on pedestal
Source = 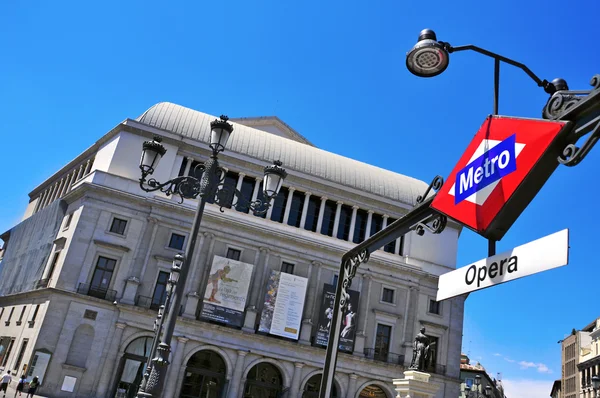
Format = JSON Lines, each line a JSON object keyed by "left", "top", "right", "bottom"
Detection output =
{"left": 409, "top": 326, "right": 434, "bottom": 371}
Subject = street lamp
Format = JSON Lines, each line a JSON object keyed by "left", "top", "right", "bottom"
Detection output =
{"left": 406, "top": 28, "right": 566, "bottom": 258}
{"left": 136, "top": 115, "right": 287, "bottom": 398}
{"left": 592, "top": 374, "right": 600, "bottom": 398}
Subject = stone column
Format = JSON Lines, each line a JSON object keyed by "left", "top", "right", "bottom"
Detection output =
{"left": 138, "top": 219, "right": 159, "bottom": 279}
{"left": 299, "top": 261, "right": 319, "bottom": 345}
{"left": 236, "top": 173, "right": 246, "bottom": 191}
{"left": 163, "top": 336, "right": 189, "bottom": 397}
{"left": 365, "top": 210, "right": 373, "bottom": 239}
{"left": 228, "top": 350, "right": 248, "bottom": 398}
{"left": 347, "top": 373, "right": 358, "bottom": 398}
{"left": 282, "top": 187, "right": 296, "bottom": 224}
{"left": 121, "top": 277, "right": 141, "bottom": 305}
{"left": 251, "top": 177, "right": 262, "bottom": 202}
{"left": 382, "top": 214, "right": 389, "bottom": 229}
{"left": 316, "top": 196, "right": 327, "bottom": 233}
{"left": 34, "top": 190, "right": 47, "bottom": 213}
{"left": 394, "top": 238, "right": 402, "bottom": 255}
{"left": 332, "top": 201, "right": 343, "bottom": 238}
{"left": 84, "top": 158, "right": 93, "bottom": 174}
{"left": 194, "top": 233, "right": 217, "bottom": 299}
{"left": 348, "top": 205, "right": 359, "bottom": 242}
{"left": 402, "top": 285, "right": 420, "bottom": 362}
{"left": 354, "top": 274, "right": 371, "bottom": 356}
{"left": 182, "top": 232, "right": 209, "bottom": 318}
{"left": 243, "top": 248, "right": 270, "bottom": 332}
{"left": 289, "top": 362, "right": 304, "bottom": 398}
{"left": 299, "top": 192, "right": 311, "bottom": 229}
{"left": 95, "top": 322, "right": 127, "bottom": 397}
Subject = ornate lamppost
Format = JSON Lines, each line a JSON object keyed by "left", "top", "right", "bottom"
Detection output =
{"left": 135, "top": 115, "right": 287, "bottom": 397}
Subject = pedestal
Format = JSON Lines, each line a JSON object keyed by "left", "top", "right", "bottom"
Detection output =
{"left": 393, "top": 370, "right": 440, "bottom": 398}
{"left": 183, "top": 292, "right": 200, "bottom": 319}
{"left": 242, "top": 307, "right": 258, "bottom": 333}
{"left": 353, "top": 332, "right": 366, "bottom": 356}
{"left": 299, "top": 319, "right": 313, "bottom": 345}
{"left": 121, "top": 276, "right": 140, "bottom": 305}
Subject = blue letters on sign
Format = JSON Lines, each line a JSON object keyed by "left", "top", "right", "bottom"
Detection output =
{"left": 455, "top": 134, "right": 517, "bottom": 204}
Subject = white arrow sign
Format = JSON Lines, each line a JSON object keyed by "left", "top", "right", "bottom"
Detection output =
{"left": 437, "top": 229, "right": 569, "bottom": 301}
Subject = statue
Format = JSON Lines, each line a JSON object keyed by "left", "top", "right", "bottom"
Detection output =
{"left": 409, "top": 327, "right": 435, "bottom": 371}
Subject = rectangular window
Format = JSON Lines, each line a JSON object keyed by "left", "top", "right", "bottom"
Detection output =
{"left": 281, "top": 262, "right": 295, "bottom": 275}
{"left": 0, "top": 308, "right": 5, "bottom": 320}
{"left": 46, "top": 251, "right": 60, "bottom": 281}
{"left": 465, "top": 378, "right": 474, "bottom": 389}
{"left": 64, "top": 213, "right": 73, "bottom": 229}
{"left": 320, "top": 200, "right": 337, "bottom": 236}
{"left": 303, "top": 195, "right": 321, "bottom": 232}
{"left": 168, "top": 233, "right": 186, "bottom": 250}
{"left": 286, "top": 191, "right": 304, "bottom": 228}
{"left": 226, "top": 248, "right": 241, "bottom": 261}
{"left": 370, "top": 213, "right": 384, "bottom": 237}
{"left": 336, "top": 204, "right": 352, "bottom": 240}
{"left": 236, "top": 176, "right": 256, "bottom": 214}
{"left": 270, "top": 187, "right": 289, "bottom": 223}
{"left": 109, "top": 217, "right": 128, "bottom": 235}
{"left": 381, "top": 288, "right": 395, "bottom": 304}
{"left": 429, "top": 299, "right": 440, "bottom": 315}
{"left": 374, "top": 324, "right": 392, "bottom": 361}
{"left": 219, "top": 171, "right": 239, "bottom": 209}
{"left": 383, "top": 218, "right": 397, "bottom": 253}
{"left": 352, "top": 209, "right": 369, "bottom": 243}
{"left": 151, "top": 271, "right": 170, "bottom": 310}
{"left": 6, "top": 308, "right": 14, "bottom": 325}
{"left": 332, "top": 274, "right": 339, "bottom": 287}
{"left": 16, "top": 306, "right": 26, "bottom": 325}
{"left": 2, "top": 338, "right": 15, "bottom": 367}
{"left": 89, "top": 256, "right": 117, "bottom": 298}
{"left": 13, "top": 339, "right": 28, "bottom": 372}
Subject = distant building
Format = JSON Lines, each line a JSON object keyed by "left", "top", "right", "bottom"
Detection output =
{"left": 561, "top": 321, "right": 596, "bottom": 398}
{"left": 459, "top": 354, "right": 506, "bottom": 398}
{"left": 550, "top": 379, "right": 561, "bottom": 398}
{"left": 577, "top": 318, "right": 600, "bottom": 398}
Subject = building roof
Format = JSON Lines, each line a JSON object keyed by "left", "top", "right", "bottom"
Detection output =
{"left": 136, "top": 102, "right": 428, "bottom": 205}
{"left": 550, "top": 379, "right": 561, "bottom": 395}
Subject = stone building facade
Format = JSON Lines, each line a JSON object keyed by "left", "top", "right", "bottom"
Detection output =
{"left": 0, "top": 102, "right": 464, "bottom": 398}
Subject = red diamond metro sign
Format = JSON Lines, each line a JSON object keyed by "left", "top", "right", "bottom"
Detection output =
{"left": 431, "top": 115, "right": 572, "bottom": 241}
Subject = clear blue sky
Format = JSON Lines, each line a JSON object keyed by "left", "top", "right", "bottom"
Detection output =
{"left": 1, "top": 1, "right": 598, "bottom": 397}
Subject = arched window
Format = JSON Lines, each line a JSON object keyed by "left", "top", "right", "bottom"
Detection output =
{"left": 358, "top": 384, "right": 388, "bottom": 398}
{"left": 243, "top": 362, "right": 283, "bottom": 398}
{"left": 302, "top": 374, "right": 339, "bottom": 397}
{"left": 114, "top": 337, "right": 153, "bottom": 398}
{"left": 180, "top": 350, "right": 227, "bottom": 398}
{"left": 65, "top": 324, "right": 94, "bottom": 368}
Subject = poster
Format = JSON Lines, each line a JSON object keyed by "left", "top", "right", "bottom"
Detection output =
{"left": 315, "top": 283, "right": 360, "bottom": 353}
{"left": 258, "top": 270, "right": 308, "bottom": 339}
{"left": 200, "top": 255, "right": 254, "bottom": 327}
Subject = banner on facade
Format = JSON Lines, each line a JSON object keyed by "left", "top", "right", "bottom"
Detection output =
{"left": 315, "top": 283, "right": 360, "bottom": 353}
{"left": 200, "top": 255, "right": 254, "bottom": 327}
{"left": 258, "top": 270, "right": 308, "bottom": 339}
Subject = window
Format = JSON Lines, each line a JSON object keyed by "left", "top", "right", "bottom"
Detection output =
{"left": 332, "top": 274, "right": 339, "bottom": 287}
{"left": 168, "top": 233, "right": 186, "bottom": 250}
{"left": 336, "top": 204, "right": 352, "bottom": 240}
{"left": 13, "top": 339, "right": 28, "bottom": 372}
{"left": 6, "top": 308, "right": 14, "bottom": 325}
{"left": 287, "top": 191, "right": 304, "bottom": 228}
{"left": 352, "top": 209, "right": 368, "bottom": 244}
{"left": 374, "top": 324, "right": 392, "bottom": 361}
{"left": 66, "top": 324, "right": 94, "bottom": 368}
{"left": 218, "top": 171, "right": 238, "bottom": 209}
{"left": 270, "top": 187, "right": 289, "bottom": 223}
{"left": 89, "top": 256, "right": 117, "bottom": 296}
{"left": 383, "top": 218, "right": 397, "bottom": 253}
{"left": 46, "top": 251, "right": 60, "bottom": 281}
{"left": 109, "top": 217, "right": 128, "bottom": 235}
{"left": 465, "top": 378, "right": 474, "bottom": 389}
{"left": 320, "top": 200, "right": 337, "bottom": 237}
{"left": 381, "top": 288, "right": 395, "bottom": 304}
{"left": 0, "top": 308, "right": 4, "bottom": 320}
{"left": 226, "top": 248, "right": 241, "bottom": 261}
{"left": 2, "top": 338, "right": 15, "bottom": 367}
{"left": 281, "top": 262, "right": 295, "bottom": 275}
{"left": 425, "top": 335, "right": 439, "bottom": 372}
{"left": 303, "top": 195, "right": 321, "bottom": 232}
{"left": 370, "top": 213, "right": 384, "bottom": 237}
{"left": 236, "top": 176, "right": 256, "bottom": 214}
{"left": 429, "top": 299, "right": 441, "bottom": 315}
{"left": 151, "top": 271, "right": 170, "bottom": 310}
{"left": 64, "top": 213, "right": 73, "bottom": 229}
{"left": 29, "top": 305, "right": 40, "bottom": 327}
{"left": 16, "top": 306, "right": 25, "bottom": 326}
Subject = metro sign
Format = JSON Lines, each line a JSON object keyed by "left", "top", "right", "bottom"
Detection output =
{"left": 432, "top": 116, "right": 572, "bottom": 241}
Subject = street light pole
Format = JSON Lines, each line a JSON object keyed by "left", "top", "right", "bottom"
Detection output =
{"left": 135, "top": 116, "right": 287, "bottom": 398}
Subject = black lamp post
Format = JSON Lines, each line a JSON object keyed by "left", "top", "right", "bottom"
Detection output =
{"left": 592, "top": 374, "right": 600, "bottom": 398}
{"left": 406, "top": 28, "right": 567, "bottom": 258}
{"left": 135, "top": 115, "right": 287, "bottom": 398}
{"left": 466, "top": 375, "right": 491, "bottom": 398}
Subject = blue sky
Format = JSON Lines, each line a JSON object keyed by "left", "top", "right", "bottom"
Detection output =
{"left": 1, "top": 1, "right": 598, "bottom": 396}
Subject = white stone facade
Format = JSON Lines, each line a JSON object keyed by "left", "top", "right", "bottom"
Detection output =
{"left": 0, "top": 103, "right": 464, "bottom": 398}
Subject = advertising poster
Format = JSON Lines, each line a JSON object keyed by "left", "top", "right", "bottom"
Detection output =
{"left": 315, "top": 283, "right": 360, "bottom": 353}
{"left": 258, "top": 270, "right": 308, "bottom": 339}
{"left": 200, "top": 255, "right": 254, "bottom": 327}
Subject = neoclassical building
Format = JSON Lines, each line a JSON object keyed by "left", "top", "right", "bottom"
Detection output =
{"left": 0, "top": 102, "right": 464, "bottom": 398}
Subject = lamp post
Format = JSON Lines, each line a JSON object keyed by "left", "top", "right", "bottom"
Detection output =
{"left": 135, "top": 115, "right": 287, "bottom": 398}
{"left": 466, "top": 375, "right": 491, "bottom": 398}
{"left": 406, "top": 28, "right": 566, "bottom": 257}
{"left": 592, "top": 374, "right": 600, "bottom": 398}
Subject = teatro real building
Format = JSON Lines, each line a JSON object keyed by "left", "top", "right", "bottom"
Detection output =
{"left": 0, "top": 102, "right": 464, "bottom": 398}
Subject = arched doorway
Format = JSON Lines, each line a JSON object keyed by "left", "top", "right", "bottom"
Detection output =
{"left": 358, "top": 384, "right": 388, "bottom": 398}
{"left": 179, "top": 350, "right": 227, "bottom": 398}
{"left": 243, "top": 362, "right": 283, "bottom": 398}
{"left": 114, "top": 336, "right": 153, "bottom": 398}
{"left": 302, "top": 374, "right": 339, "bottom": 397}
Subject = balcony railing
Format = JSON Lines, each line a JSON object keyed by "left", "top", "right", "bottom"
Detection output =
{"left": 364, "top": 348, "right": 405, "bottom": 365}
{"left": 135, "top": 295, "right": 152, "bottom": 309}
{"left": 35, "top": 278, "right": 50, "bottom": 289}
{"left": 77, "top": 283, "right": 117, "bottom": 302}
